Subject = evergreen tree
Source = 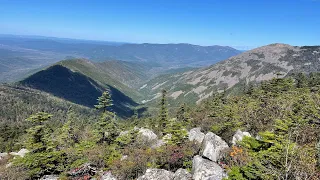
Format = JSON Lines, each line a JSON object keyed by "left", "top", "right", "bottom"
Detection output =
{"left": 158, "top": 89, "right": 169, "bottom": 130}
{"left": 95, "top": 91, "right": 118, "bottom": 144}
{"left": 25, "top": 112, "right": 53, "bottom": 152}
{"left": 95, "top": 91, "right": 113, "bottom": 112}
{"left": 295, "top": 72, "right": 308, "bottom": 88}
{"left": 176, "top": 103, "right": 190, "bottom": 126}
{"left": 164, "top": 118, "right": 188, "bottom": 146}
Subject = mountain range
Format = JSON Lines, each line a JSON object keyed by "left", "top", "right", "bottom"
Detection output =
{"left": 2, "top": 36, "right": 320, "bottom": 118}
{"left": 0, "top": 35, "right": 241, "bottom": 83}
{"left": 139, "top": 44, "right": 320, "bottom": 106}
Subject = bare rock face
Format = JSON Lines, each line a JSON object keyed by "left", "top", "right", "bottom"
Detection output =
{"left": 231, "top": 129, "right": 251, "bottom": 145}
{"left": 100, "top": 171, "right": 117, "bottom": 180}
{"left": 188, "top": 127, "right": 205, "bottom": 144}
{"left": 192, "top": 155, "right": 227, "bottom": 180}
{"left": 174, "top": 168, "right": 192, "bottom": 180}
{"left": 137, "top": 169, "right": 174, "bottom": 180}
{"left": 201, "top": 132, "right": 229, "bottom": 162}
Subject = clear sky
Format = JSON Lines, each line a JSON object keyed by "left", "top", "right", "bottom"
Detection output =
{"left": 0, "top": 0, "right": 319, "bottom": 49}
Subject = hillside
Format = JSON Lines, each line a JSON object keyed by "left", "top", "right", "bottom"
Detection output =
{"left": 0, "top": 84, "right": 97, "bottom": 152}
{"left": 140, "top": 44, "right": 320, "bottom": 106}
{"left": 19, "top": 61, "right": 143, "bottom": 117}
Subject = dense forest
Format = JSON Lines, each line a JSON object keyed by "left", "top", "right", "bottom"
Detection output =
{"left": 1, "top": 72, "right": 320, "bottom": 179}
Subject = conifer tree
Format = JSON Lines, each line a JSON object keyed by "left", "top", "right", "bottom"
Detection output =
{"left": 95, "top": 91, "right": 113, "bottom": 112}
{"left": 164, "top": 118, "right": 188, "bottom": 146}
{"left": 25, "top": 112, "right": 53, "bottom": 152}
{"left": 95, "top": 91, "right": 118, "bottom": 144}
{"left": 158, "top": 89, "right": 169, "bottom": 130}
{"left": 176, "top": 103, "right": 190, "bottom": 126}
{"left": 295, "top": 72, "right": 308, "bottom": 88}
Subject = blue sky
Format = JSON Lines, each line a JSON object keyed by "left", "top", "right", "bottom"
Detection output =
{"left": 0, "top": 0, "right": 319, "bottom": 49}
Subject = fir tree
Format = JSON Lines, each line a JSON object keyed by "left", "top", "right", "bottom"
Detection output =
{"left": 158, "top": 89, "right": 169, "bottom": 130}
{"left": 25, "top": 112, "right": 53, "bottom": 152}
{"left": 164, "top": 118, "right": 188, "bottom": 146}
{"left": 95, "top": 91, "right": 113, "bottom": 112}
{"left": 95, "top": 91, "right": 118, "bottom": 144}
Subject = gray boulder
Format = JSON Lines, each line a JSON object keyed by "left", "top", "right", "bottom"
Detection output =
{"left": 0, "top": 152, "right": 8, "bottom": 160}
{"left": 100, "top": 171, "right": 117, "bottom": 180}
{"left": 188, "top": 128, "right": 205, "bottom": 144}
{"left": 40, "top": 175, "right": 59, "bottom": 180}
{"left": 9, "top": 148, "right": 29, "bottom": 158}
{"left": 192, "top": 155, "right": 227, "bottom": 180}
{"left": 174, "top": 168, "right": 192, "bottom": 180}
{"left": 231, "top": 129, "right": 251, "bottom": 145}
{"left": 137, "top": 128, "right": 158, "bottom": 144}
{"left": 201, "top": 132, "right": 229, "bottom": 162}
{"left": 137, "top": 168, "right": 174, "bottom": 180}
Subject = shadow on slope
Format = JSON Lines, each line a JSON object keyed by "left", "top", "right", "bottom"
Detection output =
{"left": 20, "top": 65, "right": 140, "bottom": 118}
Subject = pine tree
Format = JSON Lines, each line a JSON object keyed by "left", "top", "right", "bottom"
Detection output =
{"left": 95, "top": 91, "right": 113, "bottom": 112}
{"left": 95, "top": 91, "right": 118, "bottom": 144}
{"left": 158, "top": 89, "right": 169, "bottom": 130}
{"left": 295, "top": 72, "right": 308, "bottom": 88}
{"left": 176, "top": 103, "right": 190, "bottom": 126}
{"left": 164, "top": 118, "right": 188, "bottom": 146}
{"left": 25, "top": 112, "right": 53, "bottom": 152}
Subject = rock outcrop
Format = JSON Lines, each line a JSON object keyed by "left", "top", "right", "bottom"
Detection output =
{"left": 137, "top": 168, "right": 174, "bottom": 180}
{"left": 188, "top": 128, "right": 205, "bottom": 144}
{"left": 231, "top": 129, "right": 251, "bottom": 145}
{"left": 192, "top": 155, "right": 227, "bottom": 180}
{"left": 174, "top": 168, "right": 192, "bottom": 180}
{"left": 201, "top": 132, "right": 229, "bottom": 162}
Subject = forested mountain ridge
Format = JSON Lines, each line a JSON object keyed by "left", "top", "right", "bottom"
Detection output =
{"left": 19, "top": 60, "right": 143, "bottom": 117}
{"left": 140, "top": 43, "right": 320, "bottom": 106}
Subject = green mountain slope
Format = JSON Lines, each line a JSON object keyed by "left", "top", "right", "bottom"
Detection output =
{"left": 19, "top": 60, "right": 145, "bottom": 117}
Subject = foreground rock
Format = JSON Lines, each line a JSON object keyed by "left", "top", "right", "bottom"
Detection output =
{"left": 137, "top": 128, "right": 158, "bottom": 145}
{"left": 68, "top": 163, "right": 97, "bottom": 178}
{"left": 188, "top": 128, "right": 205, "bottom": 144}
{"left": 9, "top": 148, "right": 29, "bottom": 158}
{"left": 137, "top": 169, "right": 174, "bottom": 180}
{"left": 0, "top": 152, "right": 8, "bottom": 160}
{"left": 201, "top": 132, "right": 229, "bottom": 162}
{"left": 100, "top": 171, "right": 117, "bottom": 180}
{"left": 192, "top": 155, "right": 227, "bottom": 180}
{"left": 40, "top": 175, "right": 59, "bottom": 180}
{"left": 231, "top": 129, "right": 251, "bottom": 145}
{"left": 174, "top": 168, "right": 192, "bottom": 180}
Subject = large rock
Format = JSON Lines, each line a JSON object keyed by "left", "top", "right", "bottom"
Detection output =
{"left": 201, "top": 132, "right": 229, "bottom": 162}
{"left": 9, "top": 148, "right": 29, "bottom": 157}
{"left": 40, "top": 175, "right": 59, "bottom": 180}
{"left": 137, "top": 128, "right": 158, "bottom": 144}
{"left": 188, "top": 128, "right": 205, "bottom": 144}
{"left": 174, "top": 168, "right": 192, "bottom": 180}
{"left": 231, "top": 129, "right": 251, "bottom": 145}
{"left": 152, "top": 134, "right": 172, "bottom": 148}
{"left": 192, "top": 155, "right": 227, "bottom": 180}
{"left": 0, "top": 152, "right": 8, "bottom": 160}
{"left": 100, "top": 171, "right": 117, "bottom": 180}
{"left": 137, "top": 168, "right": 174, "bottom": 180}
